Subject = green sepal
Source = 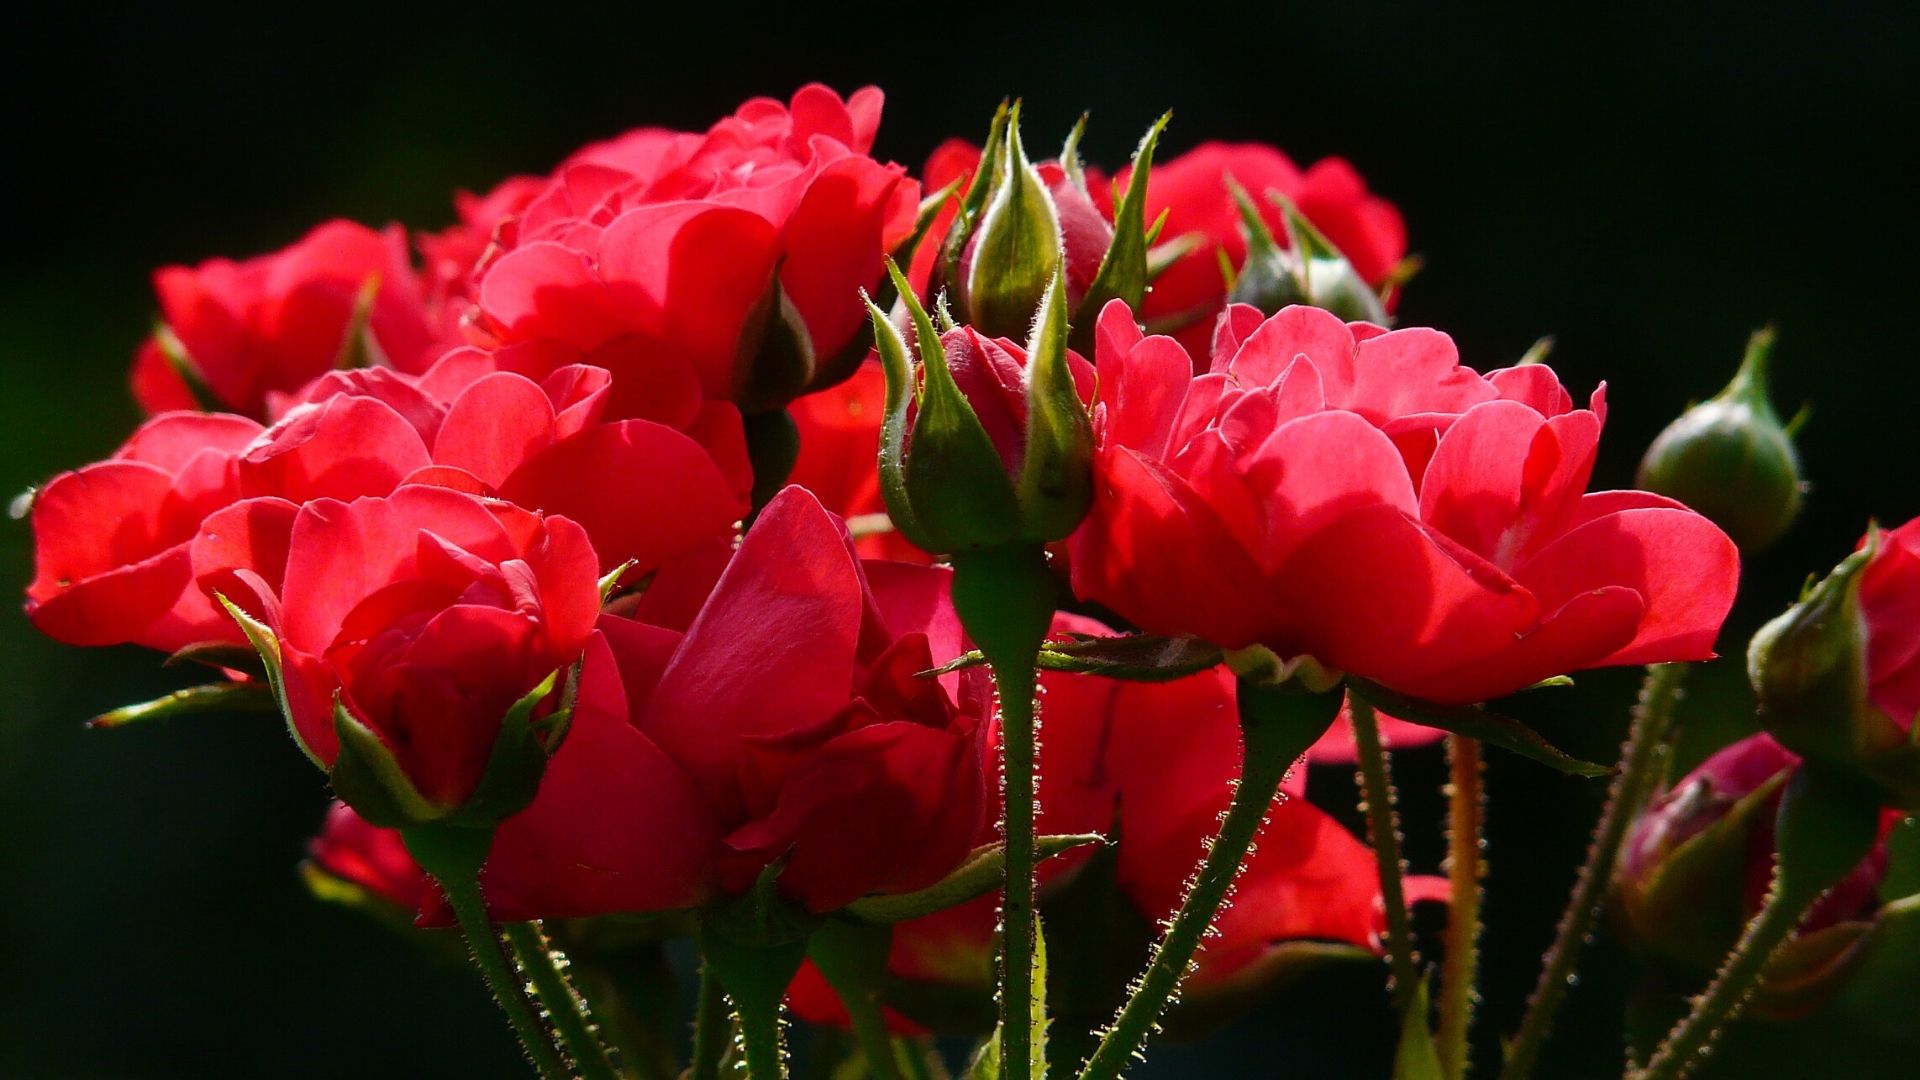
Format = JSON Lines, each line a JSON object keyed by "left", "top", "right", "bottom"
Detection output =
{"left": 733, "top": 272, "right": 818, "bottom": 414}
{"left": 962, "top": 102, "right": 1063, "bottom": 340}
{"left": 841, "top": 833, "right": 1104, "bottom": 925}
{"left": 1222, "top": 176, "right": 1303, "bottom": 313}
{"left": 152, "top": 321, "right": 227, "bottom": 413}
{"left": 699, "top": 921, "right": 809, "bottom": 1050}
{"left": 1346, "top": 678, "right": 1612, "bottom": 777}
{"left": 332, "top": 275, "right": 388, "bottom": 370}
{"left": 1517, "top": 335, "right": 1556, "bottom": 367}
{"left": 1273, "top": 195, "right": 1390, "bottom": 325}
{"left": 1015, "top": 271, "right": 1093, "bottom": 542}
{"left": 902, "top": 290, "right": 1022, "bottom": 552}
{"left": 936, "top": 100, "right": 1012, "bottom": 298}
{"left": 706, "top": 857, "right": 825, "bottom": 948}
{"left": 1057, "top": 113, "right": 1089, "bottom": 193}
{"left": 89, "top": 680, "right": 274, "bottom": 729}
{"left": 214, "top": 592, "right": 310, "bottom": 767}
{"left": 1774, "top": 765, "right": 1885, "bottom": 906}
{"left": 331, "top": 695, "right": 448, "bottom": 829}
{"left": 889, "top": 174, "right": 967, "bottom": 285}
{"left": 921, "top": 634, "right": 1225, "bottom": 684}
{"left": 867, "top": 285, "right": 941, "bottom": 553}
{"left": 1074, "top": 112, "right": 1169, "bottom": 339}
{"left": 1392, "top": 973, "right": 1444, "bottom": 1080}
{"left": 597, "top": 560, "right": 638, "bottom": 604}
{"left": 445, "top": 669, "right": 564, "bottom": 828}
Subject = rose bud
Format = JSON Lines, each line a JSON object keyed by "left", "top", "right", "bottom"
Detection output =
{"left": 928, "top": 106, "right": 1167, "bottom": 344}
{"left": 1615, "top": 733, "right": 1901, "bottom": 1017}
{"left": 201, "top": 486, "right": 602, "bottom": 828}
{"left": 1226, "top": 184, "right": 1389, "bottom": 325}
{"left": 470, "top": 487, "right": 992, "bottom": 921}
{"left": 1749, "top": 519, "right": 1920, "bottom": 808}
{"left": 872, "top": 263, "right": 1095, "bottom": 555}
{"left": 470, "top": 84, "right": 919, "bottom": 416}
{"left": 305, "top": 801, "right": 434, "bottom": 919}
{"left": 1112, "top": 143, "right": 1407, "bottom": 354}
{"left": 1069, "top": 300, "right": 1739, "bottom": 705}
{"left": 24, "top": 412, "right": 264, "bottom": 652}
{"left": 1638, "top": 327, "right": 1804, "bottom": 551}
{"left": 131, "top": 220, "right": 440, "bottom": 418}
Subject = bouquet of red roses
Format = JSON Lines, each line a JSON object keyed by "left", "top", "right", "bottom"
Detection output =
{"left": 21, "top": 83, "right": 1919, "bottom": 1080}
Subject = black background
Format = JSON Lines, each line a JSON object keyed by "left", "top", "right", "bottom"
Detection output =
{"left": 1, "top": 5, "right": 1915, "bottom": 1077}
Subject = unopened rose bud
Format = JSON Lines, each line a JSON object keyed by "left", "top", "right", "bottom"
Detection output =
{"left": 1225, "top": 184, "right": 1388, "bottom": 325}
{"left": 1638, "top": 327, "right": 1804, "bottom": 550}
{"left": 871, "top": 261, "right": 1093, "bottom": 555}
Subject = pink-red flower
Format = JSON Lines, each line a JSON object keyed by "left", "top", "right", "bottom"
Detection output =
{"left": 469, "top": 85, "right": 919, "bottom": 414}
{"left": 202, "top": 486, "right": 602, "bottom": 811}
{"left": 131, "top": 220, "right": 440, "bottom": 417}
{"left": 1069, "top": 301, "right": 1740, "bottom": 705}
{"left": 308, "top": 802, "right": 434, "bottom": 913}
{"left": 1860, "top": 518, "right": 1920, "bottom": 733}
{"left": 25, "top": 412, "right": 266, "bottom": 651}
{"left": 474, "top": 487, "right": 989, "bottom": 919}
{"left": 790, "top": 625, "right": 1442, "bottom": 1032}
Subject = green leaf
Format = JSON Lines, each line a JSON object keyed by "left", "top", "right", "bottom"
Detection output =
{"left": 213, "top": 593, "right": 310, "bottom": 766}
{"left": 1075, "top": 112, "right": 1170, "bottom": 333}
{"left": 1392, "top": 974, "right": 1444, "bottom": 1080}
{"left": 842, "top": 834, "right": 1104, "bottom": 924}
{"left": 445, "top": 670, "right": 562, "bottom": 827}
{"left": 330, "top": 696, "right": 447, "bottom": 829}
{"left": 165, "top": 640, "right": 268, "bottom": 678}
{"left": 1346, "top": 678, "right": 1612, "bottom": 777}
{"left": 965, "top": 1032, "right": 1002, "bottom": 1080}
{"left": 962, "top": 102, "right": 1063, "bottom": 339}
{"left": 89, "top": 680, "right": 274, "bottom": 729}
{"left": 1016, "top": 271, "right": 1093, "bottom": 543}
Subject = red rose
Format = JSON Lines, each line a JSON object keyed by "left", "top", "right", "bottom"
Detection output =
{"left": 1119, "top": 143, "right": 1406, "bottom": 353}
{"left": 1069, "top": 301, "right": 1739, "bottom": 705}
{"left": 789, "top": 624, "right": 1443, "bottom": 1032}
{"left": 470, "top": 85, "right": 919, "bottom": 413}
{"left": 417, "top": 176, "right": 547, "bottom": 340}
{"left": 25, "top": 412, "right": 264, "bottom": 651}
{"left": 201, "top": 485, "right": 601, "bottom": 813}
{"left": 307, "top": 802, "right": 434, "bottom": 913}
{"left": 131, "top": 220, "right": 440, "bottom": 417}
{"left": 476, "top": 487, "right": 989, "bottom": 920}
{"left": 248, "top": 352, "right": 750, "bottom": 575}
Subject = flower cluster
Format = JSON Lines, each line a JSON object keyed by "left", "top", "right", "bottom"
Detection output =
{"left": 33, "top": 80, "right": 1904, "bottom": 1080}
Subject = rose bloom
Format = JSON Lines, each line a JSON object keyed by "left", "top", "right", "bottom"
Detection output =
{"left": 790, "top": 630, "right": 1444, "bottom": 1033}
{"left": 307, "top": 801, "right": 434, "bottom": 913}
{"left": 417, "top": 176, "right": 548, "bottom": 339}
{"left": 469, "top": 84, "right": 919, "bottom": 414}
{"left": 200, "top": 486, "right": 601, "bottom": 811}
{"left": 1859, "top": 517, "right": 1920, "bottom": 732}
{"left": 131, "top": 220, "right": 440, "bottom": 417}
{"left": 1126, "top": 143, "right": 1407, "bottom": 353}
{"left": 472, "top": 487, "right": 990, "bottom": 919}
{"left": 26, "top": 353, "right": 748, "bottom": 655}
{"left": 1069, "top": 301, "right": 1739, "bottom": 705}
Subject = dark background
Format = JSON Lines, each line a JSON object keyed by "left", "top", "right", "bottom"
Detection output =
{"left": 2, "top": 5, "right": 1915, "bottom": 1077}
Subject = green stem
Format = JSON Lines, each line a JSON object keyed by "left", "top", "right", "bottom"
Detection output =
{"left": 503, "top": 922, "right": 622, "bottom": 1080}
{"left": 1348, "top": 695, "right": 1419, "bottom": 1014}
{"left": 1502, "top": 663, "right": 1688, "bottom": 1080}
{"left": 402, "top": 825, "right": 569, "bottom": 1080}
{"left": 570, "top": 945, "right": 680, "bottom": 1080}
{"left": 949, "top": 545, "right": 1058, "bottom": 1080}
{"left": 809, "top": 922, "right": 906, "bottom": 1080}
{"left": 700, "top": 930, "right": 807, "bottom": 1080}
{"left": 1437, "top": 736, "right": 1484, "bottom": 1080}
{"left": 1077, "top": 679, "right": 1339, "bottom": 1080}
{"left": 690, "top": 961, "right": 729, "bottom": 1080}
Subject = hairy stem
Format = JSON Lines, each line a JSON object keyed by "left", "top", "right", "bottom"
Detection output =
{"left": 1502, "top": 663, "right": 1688, "bottom": 1080}
{"left": 502, "top": 922, "right": 621, "bottom": 1080}
{"left": 690, "top": 961, "right": 729, "bottom": 1080}
{"left": 1437, "top": 736, "right": 1484, "bottom": 1080}
{"left": 1348, "top": 695, "right": 1419, "bottom": 1014}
